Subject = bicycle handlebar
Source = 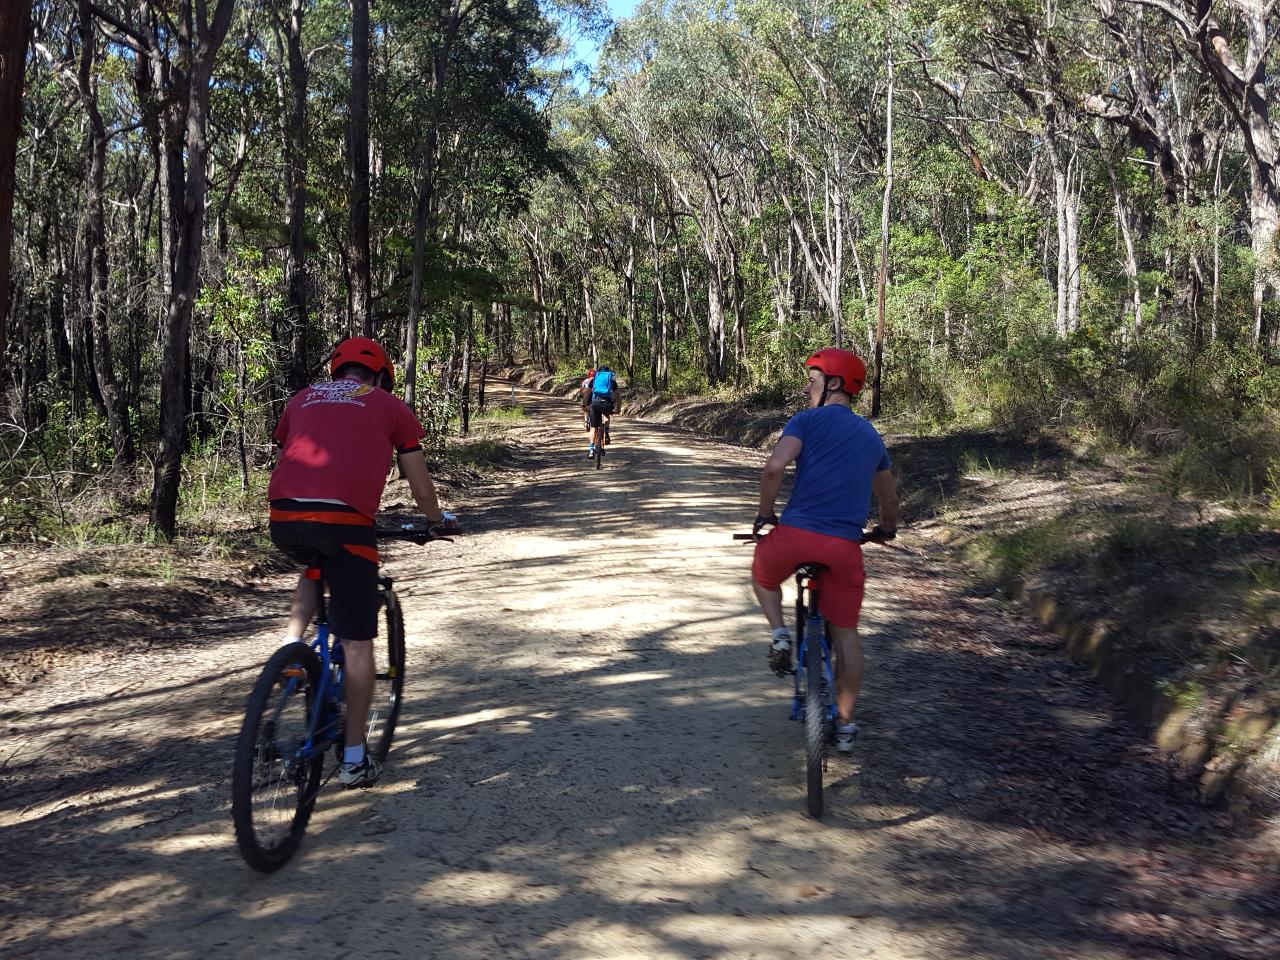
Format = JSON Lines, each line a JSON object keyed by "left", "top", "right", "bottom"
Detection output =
{"left": 374, "top": 523, "right": 458, "bottom": 544}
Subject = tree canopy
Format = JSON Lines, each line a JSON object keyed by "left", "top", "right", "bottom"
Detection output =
{"left": 3, "top": 0, "right": 1278, "bottom": 537}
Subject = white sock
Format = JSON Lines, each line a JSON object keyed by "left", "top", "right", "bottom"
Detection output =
{"left": 771, "top": 626, "right": 791, "bottom": 644}
{"left": 283, "top": 636, "right": 303, "bottom": 644}
{"left": 343, "top": 744, "right": 365, "bottom": 765}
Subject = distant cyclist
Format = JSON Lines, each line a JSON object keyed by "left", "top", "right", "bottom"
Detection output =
{"left": 586, "top": 365, "right": 618, "bottom": 459}
{"left": 268, "top": 337, "right": 457, "bottom": 787}
{"left": 750, "top": 348, "right": 899, "bottom": 754}
{"left": 578, "top": 367, "right": 596, "bottom": 430}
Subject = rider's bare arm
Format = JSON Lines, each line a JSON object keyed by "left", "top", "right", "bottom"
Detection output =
{"left": 871, "top": 468, "right": 900, "bottom": 532}
{"left": 758, "top": 435, "right": 803, "bottom": 518}
{"left": 398, "top": 449, "right": 445, "bottom": 522}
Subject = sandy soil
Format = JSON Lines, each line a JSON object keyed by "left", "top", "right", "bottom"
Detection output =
{"left": 1, "top": 383, "right": 1277, "bottom": 959}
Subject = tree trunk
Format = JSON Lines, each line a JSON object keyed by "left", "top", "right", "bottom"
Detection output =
{"left": 459, "top": 303, "right": 473, "bottom": 435}
{"left": 0, "top": 0, "right": 32, "bottom": 383}
{"left": 647, "top": 205, "right": 672, "bottom": 388}
{"left": 582, "top": 271, "right": 598, "bottom": 366}
{"left": 149, "top": 0, "right": 237, "bottom": 539}
{"left": 403, "top": 128, "right": 438, "bottom": 413}
{"left": 870, "top": 47, "right": 894, "bottom": 419}
{"left": 1045, "top": 120, "right": 1080, "bottom": 337}
{"left": 624, "top": 232, "right": 636, "bottom": 379}
{"left": 1212, "top": 138, "right": 1224, "bottom": 340}
{"left": 282, "top": 0, "right": 309, "bottom": 391}
{"left": 706, "top": 268, "right": 725, "bottom": 385}
{"left": 79, "top": 2, "right": 133, "bottom": 465}
{"left": 349, "top": 0, "right": 372, "bottom": 337}
{"left": 1100, "top": 140, "right": 1142, "bottom": 337}
{"left": 501, "top": 301, "right": 513, "bottom": 365}
{"left": 477, "top": 306, "right": 489, "bottom": 413}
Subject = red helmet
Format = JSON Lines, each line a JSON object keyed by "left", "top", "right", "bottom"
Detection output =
{"left": 330, "top": 337, "right": 394, "bottom": 388}
{"left": 804, "top": 348, "right": 866, "bottom": 395}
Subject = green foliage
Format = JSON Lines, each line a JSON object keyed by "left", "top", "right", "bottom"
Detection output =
{"left": 744, "top": 380, "right": 795, "bottom": 409}
{"left": 476, "top": 403, "right": 528, "bottom": 423}
{"left": 965, "top": 516, "right": 1082, "bottom": 584}
{"left": 438, "top": 437, "right": 511, "bottom": 470}
{"left": 1157, "top": 678, "right": 1207, "bottom": 711}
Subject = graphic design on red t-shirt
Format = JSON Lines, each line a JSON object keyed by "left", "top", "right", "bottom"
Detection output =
{"left": 300, "top": 380, "right": 376, "bottom": 409}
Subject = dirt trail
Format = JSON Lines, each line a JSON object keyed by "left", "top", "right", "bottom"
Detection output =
{"left": 1, "top": 384, "right": 1277, "bottom": 959}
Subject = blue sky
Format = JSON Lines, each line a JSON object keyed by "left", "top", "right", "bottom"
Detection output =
{"left": 565, "top": 0, "right": 641, "bottom": 73}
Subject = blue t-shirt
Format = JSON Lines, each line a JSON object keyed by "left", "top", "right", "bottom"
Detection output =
{"left": 591, "top": 370, "right": 616, "bottom": 396}
{"left": 779, "top": 405, "right": 891, "bottom": 541}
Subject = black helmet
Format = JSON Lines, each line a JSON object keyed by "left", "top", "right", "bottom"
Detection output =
{"left": 599, "top": 365, "right": 612, "bottom": 373}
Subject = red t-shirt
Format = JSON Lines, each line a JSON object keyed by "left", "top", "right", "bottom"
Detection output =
{"left": 268, "top": 379, "right": 426, "bottom": 519}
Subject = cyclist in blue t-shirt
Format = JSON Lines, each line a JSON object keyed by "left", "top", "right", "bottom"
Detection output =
{"left": 586, "top": 365, "right": 618, "bottom": 458}
{"left": 751, "top": 348, "right": 900, "bottom": 754}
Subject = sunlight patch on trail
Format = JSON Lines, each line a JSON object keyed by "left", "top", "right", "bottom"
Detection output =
{"left": 406, "top": 705, "right": 522, "bottom": 731}
{"left": 590, "top": 670, "right": 672, "bottom": 685}
{"left": 416, "top": 869, "right": 560, "bottom": 905}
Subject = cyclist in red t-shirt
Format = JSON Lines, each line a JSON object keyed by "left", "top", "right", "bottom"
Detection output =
{"left": 268, "top": 337, "right": 457, "bottom": 787}
{"left": 578, "top": 368, "right": 595, "bottom": 430}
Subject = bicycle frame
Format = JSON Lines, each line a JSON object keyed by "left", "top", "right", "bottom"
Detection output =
{"left": 792, "top": 570, "right": 837, "bottom": 728}
{"left": 296, "top": 571, "right": 403, "bottom": 761}
{"left": 299, "top": 570, "right": 345, "bottom": 762}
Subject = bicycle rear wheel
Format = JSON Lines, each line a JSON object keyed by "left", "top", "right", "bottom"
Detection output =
{"left": 804, "top": 633, "right": 826, "bottom": 819}
{"left": 367, "top": 586, "right": 406, "bottom": 761}
{"left": 231, "top": 641, "right": 324, "bottom": 872}
{"left": 594, "top": 442, "right": 604, "bottom": 469}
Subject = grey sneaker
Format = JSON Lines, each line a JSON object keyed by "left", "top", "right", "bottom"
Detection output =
{"left": 835, "top": 721, "right": 859, "bottom": 754}
{"left": 587, "top": 445, "right": 596, "bottom": 459}
{"left": 338, "top": 754, "right": 383, "bottom": 788}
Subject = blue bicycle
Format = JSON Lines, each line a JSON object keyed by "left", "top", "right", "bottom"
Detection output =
{"left": 793, "top": 561, "right": 837, "bottom": 818}
{"left": 231, "top": 523, "right": 450, "bottom": 872}
{"left": 737, "top": 529, "right": 884, "bottom": 819}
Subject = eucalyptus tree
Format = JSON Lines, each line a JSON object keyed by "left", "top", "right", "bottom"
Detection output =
{"left": 600, "top": 0, "right": 760, "bottom": 384}
{"left": 1111, "top": 0, "right": 1280, "bottom": 347}
{"left": 384, "top": 0, "right": 564, "bottom": 409}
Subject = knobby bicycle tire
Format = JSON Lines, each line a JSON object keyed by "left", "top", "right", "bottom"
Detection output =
{"left": 594, "top": 442, "right": 604, "bottom": 470}
{"left": 232, "top": 641, "right": 324, "bottom": 872}
{"left": 804, "top": 630, "right": 826, "bottom": 819}
{"left": 368, "top": 587, "right": 406, "bottom": 761}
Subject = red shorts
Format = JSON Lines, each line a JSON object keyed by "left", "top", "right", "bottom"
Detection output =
{"left": 752, "top": 524, "right": 866, "bottom": 629}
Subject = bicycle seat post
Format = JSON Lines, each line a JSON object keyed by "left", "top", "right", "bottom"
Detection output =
{"left": 305, "top": 566, "right": 328, "bottom": 628}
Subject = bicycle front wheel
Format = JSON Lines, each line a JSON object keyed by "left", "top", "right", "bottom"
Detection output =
{"left": 232, "top": 641, "right": 324, "bottom": 872}
{"left": 804, "top": 635, "right": 826, "bottom": 819}
{"left": 367, "top": 587, "right": 406, "bottom": 761}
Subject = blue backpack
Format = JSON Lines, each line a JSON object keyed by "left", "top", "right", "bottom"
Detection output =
{"left": 591, "top": 370, "right": 616, "bottom": 396}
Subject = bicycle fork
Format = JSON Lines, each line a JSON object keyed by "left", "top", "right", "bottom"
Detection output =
{"left": 791, "top": 613, "right": 837, "bottom": 728}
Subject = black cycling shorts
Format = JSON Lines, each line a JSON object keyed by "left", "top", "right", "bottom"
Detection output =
{"left": 269, "top": 509, "right": 380, "bottom": 642}
{"left": 589, "top": 395, "right": 614, "bottom": 428}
